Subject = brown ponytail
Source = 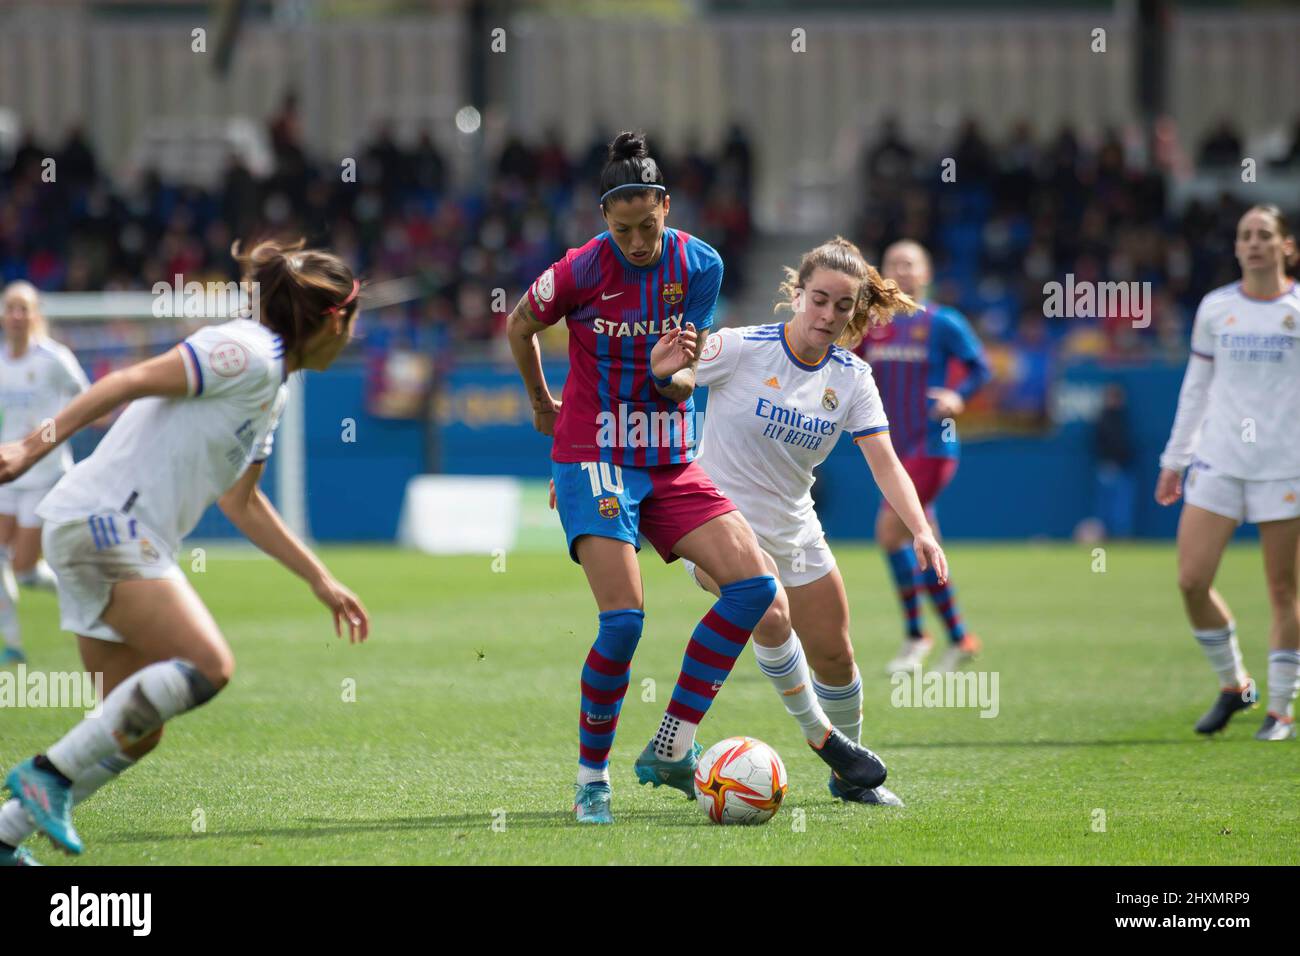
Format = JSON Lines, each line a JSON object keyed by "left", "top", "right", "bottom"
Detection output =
{"left": 775, "top": 236, "right": 917, "bottom": 349}
{"left": 232, "top": 238, "right": 359, "bottom": 365}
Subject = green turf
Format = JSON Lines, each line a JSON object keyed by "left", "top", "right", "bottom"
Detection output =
{"left": 3, "top": 542, "right": 1296, "bottom": 865}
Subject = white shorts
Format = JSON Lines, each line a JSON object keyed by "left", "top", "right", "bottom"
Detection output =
{"left": 1184, "top": 462, "right": 1300, "bottom": 525}
{"left": 684, "top": 530, "right": 837, "bottom": 591}
{"left": 42, "top": 512, "right": 186, "bottom": 643}
{"left": 0, "top": 485, "right": 53, "bottom": 528}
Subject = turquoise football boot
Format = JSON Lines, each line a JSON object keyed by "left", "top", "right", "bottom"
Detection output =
{"left": 0, "top": 844, "right": 41, "bottom": 866}
{"left": 634, "top": 740, "right": 703, "bottom": 799}
{"left": 0, "top": 647, "right": 25, "bottom": 667}
{"left": 573, "top": 781, "right": 614, "bottom": 824}
{"left": 5, "top": 759, "right": 82, "bottom": 855}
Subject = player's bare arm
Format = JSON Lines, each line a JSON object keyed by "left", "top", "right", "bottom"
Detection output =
{"left": 218, "top": 462, "right": 369, "bottom": 643}
{"left": 859, "top": 434, "right": 948, "bottom": 583}
{"left": 0, "top": 348, "right": 189, "bottom": 485}
{"left": 650, "top": 321, "right": 701, "bottom": 403}
{"left": 506, "top": 294, "right": 562, "bottom": 436}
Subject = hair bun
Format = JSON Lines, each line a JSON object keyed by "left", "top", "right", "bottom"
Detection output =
{"left": 608, "top": 131, "right": 648, "bottom": 163}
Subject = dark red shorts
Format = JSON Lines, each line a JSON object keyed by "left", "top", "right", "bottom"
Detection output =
{"left": 888, "top": 454, "right": 959, "bottom": 509}
{"left": 638, "top": 460, "right": 738, "bottom": 562}
{"left": 552, "top": 458, "right": 736, "bottom": 564}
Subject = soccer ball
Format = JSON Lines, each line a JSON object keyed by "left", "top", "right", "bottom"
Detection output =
{"left": 693, "top": 736, "right": 788, "bottom": 825}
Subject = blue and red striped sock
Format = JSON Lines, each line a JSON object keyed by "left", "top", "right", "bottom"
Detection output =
{"left": 886, "top": 547, "right": 925, "bottom": 639}
{"left": 577, "top": 608, "right": 644, "bottom": 785}
{"left": 920, "top": 566, "right": 966, "bottom": 643}
{"left": 655, "top": 574, "right": 777, "bottom": 760}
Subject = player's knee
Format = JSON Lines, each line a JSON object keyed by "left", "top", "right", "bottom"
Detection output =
{"left": 596, "top": 607, "right": 644, "bottom": 660}
{"left": 876, "top": 515, "right": 907, "bottom": 551}
{"left": 1265, "top": 576, "right": 1298, "bottom": 612}
{"left": 1177, "top": 567, "right": 1212, "bottom": 597}
{"left": 758, "top": 590, "right": 791, "bottom": 639}
{"left": 722, "top": 573, "right": 778, "bottom": 619}
{"left": 182, "top": 650, "right": 233, "bottom": 698}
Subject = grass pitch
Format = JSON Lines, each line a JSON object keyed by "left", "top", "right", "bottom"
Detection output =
{"left": 3, "top": 541, "right": 1295, "bottom": 865}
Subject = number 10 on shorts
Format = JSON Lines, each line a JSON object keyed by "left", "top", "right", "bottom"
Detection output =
{"left": 581, "top": 462, "right": 624, "bottom": 496}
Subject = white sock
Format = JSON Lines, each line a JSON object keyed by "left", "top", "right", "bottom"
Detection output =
{"left": 46, "top": 659, "right": 216, "bottom": 780}
{"left": 0, "top": 547, "right": 20, "bottom": 650}
{"left": 1194, "top": 623, "right": 1248, "bottom": 690}
{"left": 753, "top": 632, "right": 832, "bottom": 744}
{"left": 652, "top": 714, "right": 697, "bottom": 761}
{"left": 813, "top": 669, "right": 863, "bottom": 745}
{"left": 576, "top": 765, "right": 609, "bottom": 786}
{"left": 0, "top": 751, "right": 137, "bottom": 847}
{"left": 1267, "top": 649, "right": 1300, "bottom": 719}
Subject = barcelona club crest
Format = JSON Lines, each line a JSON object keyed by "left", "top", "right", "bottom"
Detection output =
{"left": 821, "top": 387, "right": 839, "bottom": 411}
{"left": 662, "top": 282, "right": 684, "bottom": 306}
{"left": 598, "top": 496, "right": 621, "bottom": 519}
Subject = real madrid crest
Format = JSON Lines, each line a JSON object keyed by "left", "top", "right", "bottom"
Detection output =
{"left": 1284, "top": 313, "right": 1296, "bottom": 332}
{"left": 821, "top": 387, "right": 839, "bottom": 411}
{"left": 534, "top": 267, "right": 555, "bottom": 310}
{"left": 661, "top": 282, "right": 683, "bottom": 306}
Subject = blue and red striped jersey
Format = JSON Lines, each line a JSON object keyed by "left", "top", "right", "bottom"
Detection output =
{"left": 855, "top": 302, "right": 990, "bottom": 459}
{"left": 527, "top": 227, "right": 723, "bottom": 467}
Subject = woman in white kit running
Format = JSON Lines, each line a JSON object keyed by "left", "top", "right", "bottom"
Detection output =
{"left": 686, "top": 236, "right": 948, "bottom": 805}
{"left": 1156, "top": 204, "right": 1300, "bottom": 742}
{"left": 0, "top": 239, "right": 371, "bottom": 866}
{"left": 0, "top": 282, "right": 91, "bottom": 665}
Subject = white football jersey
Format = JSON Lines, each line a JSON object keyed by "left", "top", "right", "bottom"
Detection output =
{"left": 38, "top": 319, "right": 289, "bottom": 556}
{"left": 695, "top": 323, "right": 889, "bottom": 548}
{"left": 0, "top": 338, "right": 91, "bottom": 490}
{"left": 1183, "top": 282, "right": 1300, "bottom": 480}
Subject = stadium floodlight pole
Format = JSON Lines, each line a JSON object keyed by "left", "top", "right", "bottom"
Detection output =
{"left": 1134, "top": 0, "right": 1170, "bottom": 162}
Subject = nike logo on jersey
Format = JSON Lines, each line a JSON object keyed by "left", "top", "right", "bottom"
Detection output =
{"left": 600, "top": 291, "right": 623, "bottom": 301}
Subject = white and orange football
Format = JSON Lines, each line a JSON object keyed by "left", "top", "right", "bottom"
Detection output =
{"left": 693, "top": 736, "right": 788, "bottom": 825}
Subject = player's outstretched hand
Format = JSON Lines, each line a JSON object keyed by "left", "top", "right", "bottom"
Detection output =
{"left": 1154, "top": 468, "right": 1182, "bottom": 506}
{"left": 913, "top": 530, "right": 948, "bottom": 585}
{"left": 926, "top": 386, "right": 965, "bottom": 419}
{"left": 650, "top": 322, "right": 698, "bottom": 381}
{"left": 0, "top": 440, "right": 35, "bottom": 485}
{"left": 534, "top": 398, "right": 561, "bottom": 436}
{"left": 313, "top": 575, "right": 370, "bottom": 643}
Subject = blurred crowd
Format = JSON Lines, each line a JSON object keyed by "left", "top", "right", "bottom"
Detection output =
{"left": 3, "top": 106, "right": 1296, "bottom": 416}
{"left": 0, "top": 98, "right": 754, "bottom": 360}
{"left": 853, "top": 115, "right": 1298, "bottom": 431}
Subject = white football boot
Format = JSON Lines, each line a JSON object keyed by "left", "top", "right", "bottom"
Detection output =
{"left": 885, "top": 635, "right": 932, "bottom": 675}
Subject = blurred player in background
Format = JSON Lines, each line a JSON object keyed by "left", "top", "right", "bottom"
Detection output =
{"left": 0, "top": 282, "right": 91, "bottom": 665}
{"left": 1156, "top": 204, "right": 1300, "bottom": 741}
{"left": 0, "top": 239, "right": 370, "bottom": 865}
{"left": 858, "top": 240, "right": 990, "bottom": 674}
{"left": 509, "top": 132, "right": 796, "bottom": 826}
{"left": 689, "top": 236, "right": 946, "bottom": 806}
